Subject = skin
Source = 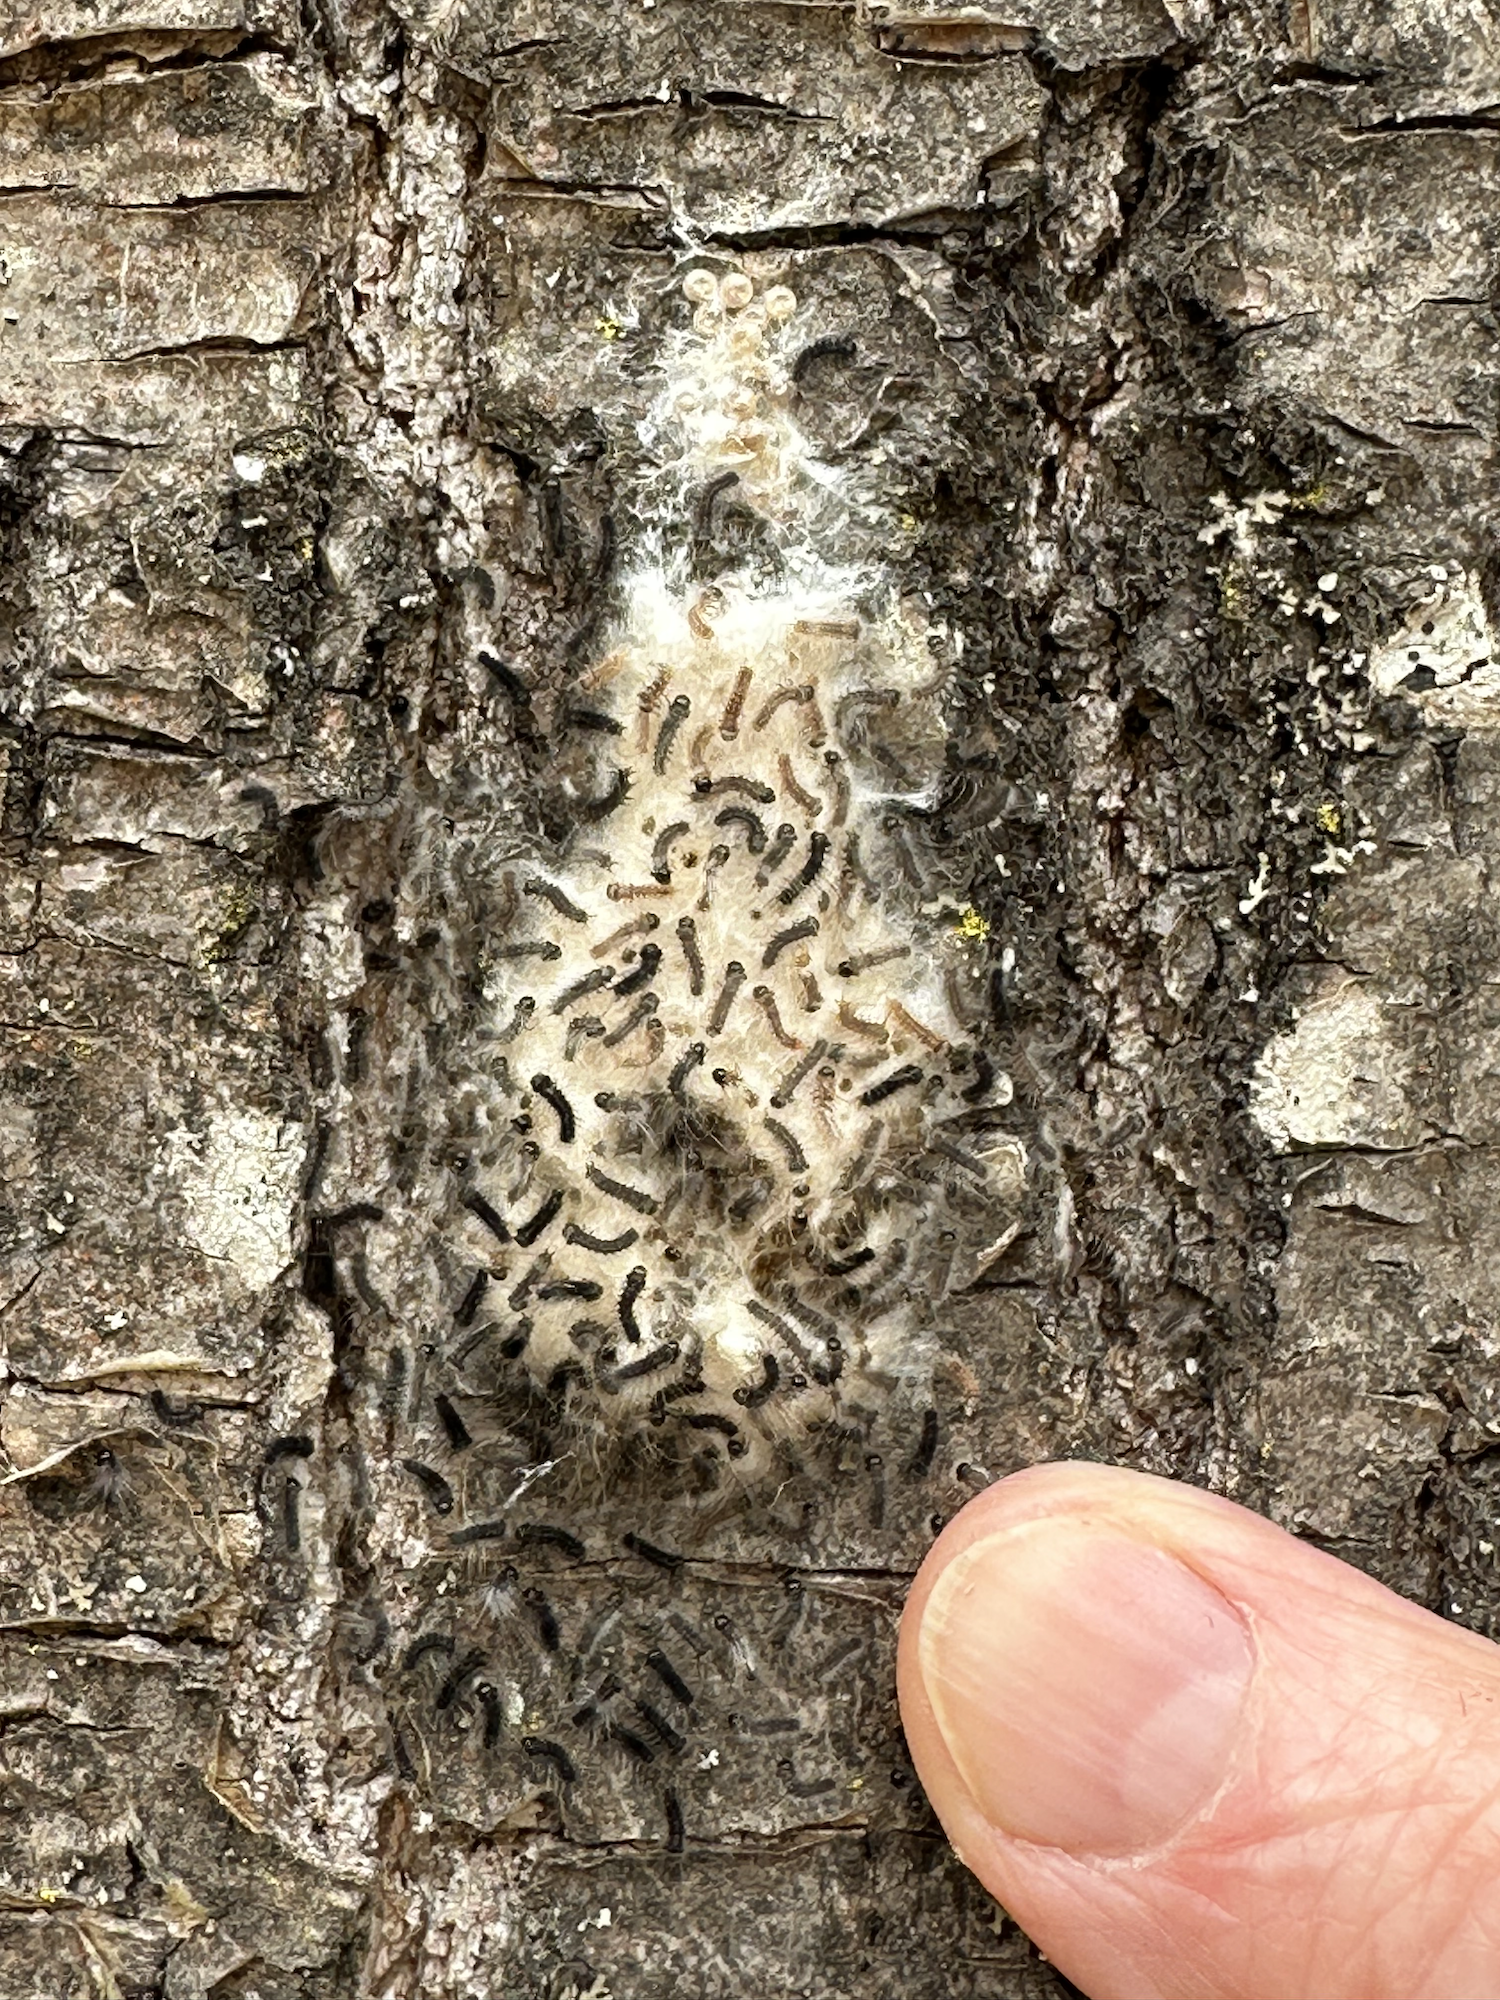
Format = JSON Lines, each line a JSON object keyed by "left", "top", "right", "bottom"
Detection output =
{"left": 897, "top": 1461, "right": 1500, "bottom": 2000}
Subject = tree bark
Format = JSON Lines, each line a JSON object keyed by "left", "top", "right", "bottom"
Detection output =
{"left": 0, "top": 0, "right": 1496, "bottom": 1993}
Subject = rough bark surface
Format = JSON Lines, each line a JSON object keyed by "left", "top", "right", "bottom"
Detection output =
{"left": 0, "top": 0, "right": 1497, "bottom": 1994}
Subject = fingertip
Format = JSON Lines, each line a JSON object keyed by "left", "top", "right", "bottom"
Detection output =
{"left": 898, "top": 1460, "right": 1500, "bottom": 2000}
{"left": 901, "top": 1463, "right": 1253, "bottom": 1859}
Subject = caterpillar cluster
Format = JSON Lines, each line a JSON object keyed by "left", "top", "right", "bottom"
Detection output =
{"left": 434, "top": 269, "right": 997, "bottom": 1483}
{"left": 378, "top": 1528, "right": 927, "bottom": 1849}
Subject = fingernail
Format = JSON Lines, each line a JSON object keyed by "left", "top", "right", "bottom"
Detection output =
{"left": 918, "top": 1517, "right": 1253, "bottom": 1856}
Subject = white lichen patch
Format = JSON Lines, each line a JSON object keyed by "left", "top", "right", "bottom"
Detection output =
{"left": 446, "top": 269, "right": 996, "bottom": 1472}
{"left": 1367, "top": 567, "right": 1499, "bottom": 723}
{"left": 160, "top": 1109, "right": 304, "bottom": 1293}
{"left": 1250, "top": 978, "right": 1425, "bottom": 1152}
